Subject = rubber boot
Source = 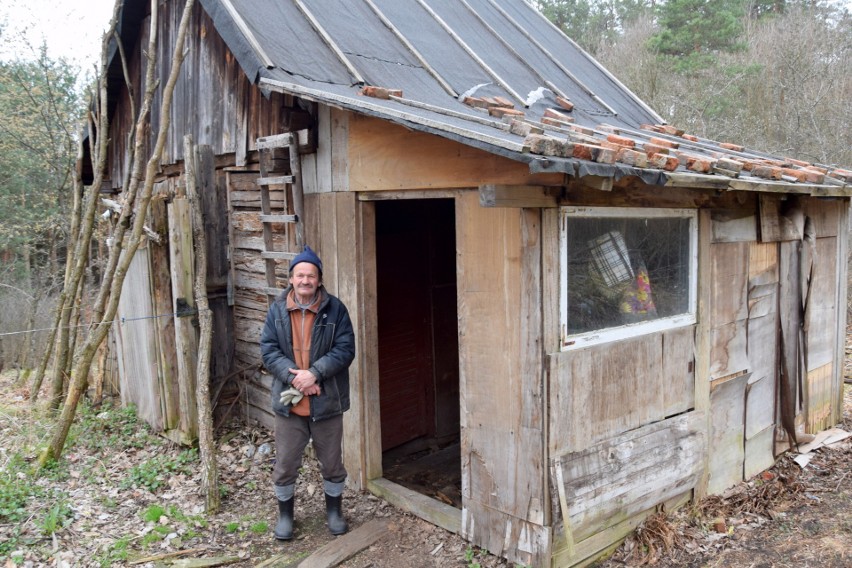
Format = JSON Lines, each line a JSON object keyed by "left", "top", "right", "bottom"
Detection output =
{"left": 324, "top": 493, "right": 348, "bottom": 535}
{"left": 274, "top": 498, "right": 294, "bottom": 540}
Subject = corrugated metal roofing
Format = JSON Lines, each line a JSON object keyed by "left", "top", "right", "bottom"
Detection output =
{"left": 194, "top": 0, "right": 851, "bottom": 194}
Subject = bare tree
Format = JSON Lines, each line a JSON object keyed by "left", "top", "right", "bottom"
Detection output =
{"left": 39, "top": 0, "right": 198, "bottom": 465}
{"left": 184, "top": 135, "right": 220, "bottom": 513}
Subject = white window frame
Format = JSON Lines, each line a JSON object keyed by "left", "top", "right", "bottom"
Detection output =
{"left": 559, "top": 206, "right": 698, "bottom": 351}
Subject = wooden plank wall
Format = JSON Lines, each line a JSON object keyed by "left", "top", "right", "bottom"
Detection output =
{"left": 706, "top": 197, "right": 846, "bottom": 493}
{"left": 456, "top": 192, "right": 551, "bottom": 568}
{"left": 552, "top": 411, "right": 705, "bottom": 543}
{"left": 547, "top": 327, "right": 697, "bottom": 564}
{"left": 548, "top": 328, "right": 696, "bottom": 457}
{"left": 803, "top": 199, "right": 842, "bottom": 432}
{"left": 106, "top": 0, "right": 287, "bottom": 190}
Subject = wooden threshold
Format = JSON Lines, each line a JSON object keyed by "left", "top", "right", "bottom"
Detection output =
{"left": 367, "top": 477, "right": 461, "bottom": 535}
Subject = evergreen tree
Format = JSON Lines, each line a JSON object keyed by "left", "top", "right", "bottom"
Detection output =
{"left": 649, "top": 0, "right": 745, "bottom": 71}
{"left": 534, "top": 0, "right": 654, "bottom": 54}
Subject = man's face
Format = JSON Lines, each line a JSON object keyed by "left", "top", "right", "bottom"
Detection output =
{"left": 291, "top": 262, "right": 320, "bottom": 301}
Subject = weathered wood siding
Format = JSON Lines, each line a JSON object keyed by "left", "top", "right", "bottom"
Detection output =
{"left": 706, "top": 196, "right": 847, "bottom": 494}
{"left": 456, "top": 192, "right": 551, "bottom": 567}
{"left": 106, "top": 0, "right": 287, "bottom": 191}
{"left": 114, "top": 245, "right": 163, "bottom": 431}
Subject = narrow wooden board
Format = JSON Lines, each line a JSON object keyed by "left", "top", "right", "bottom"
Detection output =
{"left": 296, "top": 519, "right": 390, "bottom": 568}
{"left": 708, "top": 374, "right": 747, "bottom": 495}
{"left": 168, "top": 197, "right": 199, "bottom": 441}
{"left": 711, "top": 210, "right": 757, "bottom": 243}
{"left": 662, "top": 327, "right": 696, "bottom": 417}
{"left": 709, "top": 241, "right": 749, "bottom": 324}
{"left": 461, "top": 498, "right": 552, "bottom": 568}
{"left": 456, "top": 192, "right": 547, "bottom": 524}
{"left": 806, "top": 237, "right": 837, "bottom": 371}
{"left": 709, "top": 320, "right": 749, "bottom": 381}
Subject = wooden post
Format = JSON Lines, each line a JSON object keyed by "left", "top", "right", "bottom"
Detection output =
{"left": 694, "top": 209, "right": 713, "bottom": 498}
{"left": 169, "top": 178, "right": 199, "bottom": 444}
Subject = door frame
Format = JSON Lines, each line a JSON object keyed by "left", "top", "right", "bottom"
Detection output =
{"left": 355, "top": 190, "right": 464, "bottom": 534}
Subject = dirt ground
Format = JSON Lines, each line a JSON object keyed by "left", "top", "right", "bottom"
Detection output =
{"left": 0, "top": 373, "right": 849, "bottom": 568}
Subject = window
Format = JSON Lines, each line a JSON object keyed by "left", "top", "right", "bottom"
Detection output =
{"left": 560, "top": 207, "right": 697, "bottom": 349}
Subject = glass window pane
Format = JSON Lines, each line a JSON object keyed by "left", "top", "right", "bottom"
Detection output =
{"left": 565, "top": 216, "right": 691, "bottom": 335}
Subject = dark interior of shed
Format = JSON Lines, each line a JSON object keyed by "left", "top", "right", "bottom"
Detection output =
{"left": 375, "top": 198, "right": 461, "bottom": 507}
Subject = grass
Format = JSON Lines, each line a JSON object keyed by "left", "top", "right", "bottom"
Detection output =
{"left": 120, "top": 448, "right": 198, "bottom": 492}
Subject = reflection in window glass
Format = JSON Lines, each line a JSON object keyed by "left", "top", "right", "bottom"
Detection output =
{"left": 564, "top": 215, "right": 692, "bottom": 336}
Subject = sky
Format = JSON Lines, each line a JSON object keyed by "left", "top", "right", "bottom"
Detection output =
{"left": 0, "top": 0, "right": 115, "bottom": 69}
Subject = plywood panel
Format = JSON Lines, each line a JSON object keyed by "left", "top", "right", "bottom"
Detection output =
{"left": 709, "top": 241, "right": 750, "bottom": 381}
{"left": 709, "top": 320, "right": 749, "bottom": 381}
{"left": 746, "top": 240, "right": 779, "bottom": 448}
{"left": 552, "top": 411, "right": 705, "bottom": 542}
{"left": 457, "top": 191, "right": 546, "bottom": 526}
{"left": 745, "top": 375, "right": 775, "bottom": 440}
{"left": 708, "top": 374, "right": 747, "bottom": 495}
{"left": 115, "top": 247, "right": 164, "bottom": 431}
{"left": 710, "top": 242, "right": 749, "bottom": 324}
{"left": 348, "top": 114, "right": 562, "bottom": 192}
{"left": 744, "top": 425, "right": 775, "bottom": 480}
{"left": 803, "top": 197, "right": 841, "bottom": 238}
{"left": 749, "top": 241, "right": 778, "bottom": 281}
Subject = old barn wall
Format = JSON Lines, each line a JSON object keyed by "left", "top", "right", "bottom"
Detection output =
{"left": 105, "top": 0, "right": 288, "bottom": 191}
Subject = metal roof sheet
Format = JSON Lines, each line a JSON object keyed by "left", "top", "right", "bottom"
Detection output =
{"left": 189, "top": 0, "right": 851, "bottom": 194}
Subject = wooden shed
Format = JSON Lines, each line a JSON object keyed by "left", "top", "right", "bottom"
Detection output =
{"left": 96, "top": 0, "right": 852, "bottom": 565}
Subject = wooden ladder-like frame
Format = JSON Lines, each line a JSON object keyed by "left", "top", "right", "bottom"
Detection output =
{"left": 255, "top": 131, "right": 306, "bottom": 305}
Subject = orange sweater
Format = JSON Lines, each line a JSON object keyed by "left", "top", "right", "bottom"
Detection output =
{"left": 287, "top": 291, "right": 321, "bottom": 416}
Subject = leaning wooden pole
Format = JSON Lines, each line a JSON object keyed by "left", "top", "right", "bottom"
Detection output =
{"left": 39, "top": 0, "right": 198, "bottom": 466}
{"left": 184, "top": 136, "right": 220, "bottom": 512}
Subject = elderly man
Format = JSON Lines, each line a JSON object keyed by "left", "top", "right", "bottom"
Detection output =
{"left": 260, "top": 245, "right": 356, "bottom": 540}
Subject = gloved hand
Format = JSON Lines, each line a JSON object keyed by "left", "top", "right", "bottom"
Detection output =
{"left": 279, "top": 386, "right": 304, "bottom": 406}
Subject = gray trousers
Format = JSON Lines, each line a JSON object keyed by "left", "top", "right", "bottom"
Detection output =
{"left": 273, "top": 412, "right": 347, "bottom": 495}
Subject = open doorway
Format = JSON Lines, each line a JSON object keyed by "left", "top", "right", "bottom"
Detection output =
{"left": 374, "top": 198, "right": 461, "bottom": 508}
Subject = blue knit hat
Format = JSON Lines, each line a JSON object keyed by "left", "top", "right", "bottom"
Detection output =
{"left": 290, "top": 245, "right": 323, "bottom": 275}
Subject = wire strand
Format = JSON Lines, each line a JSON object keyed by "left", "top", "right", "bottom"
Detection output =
{"left": 0, "top": 309, "right": 212, "bottom": 338}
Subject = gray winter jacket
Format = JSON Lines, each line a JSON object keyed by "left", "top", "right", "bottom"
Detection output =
{"left": 260, "top": 286, "right": 355, "bottom": 420}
